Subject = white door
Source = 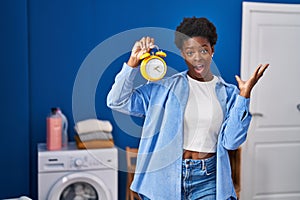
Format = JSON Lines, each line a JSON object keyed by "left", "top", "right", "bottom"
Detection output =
{"left": 240, "top": 2, "right": 300, "bottom": 200}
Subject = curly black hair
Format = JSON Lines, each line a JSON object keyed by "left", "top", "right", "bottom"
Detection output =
{"left": 174, "top": 17, "right": 218, "bottom": 50}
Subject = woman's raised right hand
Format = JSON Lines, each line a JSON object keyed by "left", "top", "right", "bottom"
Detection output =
{"left": 127, "top": 36, "right": 155, "bottom": 68}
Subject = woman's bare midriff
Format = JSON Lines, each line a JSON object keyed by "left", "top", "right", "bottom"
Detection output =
{"left": 183, "top": 150, "right": 215, "bottom": 160}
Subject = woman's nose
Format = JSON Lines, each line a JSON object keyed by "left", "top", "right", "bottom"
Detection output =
{"left": 193, "top": 51, "right": 203, "bottom": 61}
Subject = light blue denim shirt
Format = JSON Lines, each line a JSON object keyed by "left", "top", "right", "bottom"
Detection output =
{"left": 107, "top": 63, "right": 252, "bottom": 200}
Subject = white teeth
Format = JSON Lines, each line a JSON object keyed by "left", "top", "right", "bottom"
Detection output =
{"left": 194, "top": 65, "right": 204, "bottom": 70}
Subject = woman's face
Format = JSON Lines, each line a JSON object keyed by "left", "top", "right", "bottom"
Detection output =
{"left": 181, "top": 36, "right": 214, "bottom": 82}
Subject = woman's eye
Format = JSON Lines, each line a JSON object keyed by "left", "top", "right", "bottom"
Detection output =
{"left": 200, "top": 49, "right": 208, "bottom": 54}
{"left": 186, "top": 51, "right": 194, "bottom": 56}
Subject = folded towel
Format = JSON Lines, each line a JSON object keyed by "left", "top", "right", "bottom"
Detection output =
{"left": 75, "top": 135, "right": 114, "bottom": 149}
{"left": 78, "top": 131, "right": 113, "bottom": 142}
{"left": 75, "top": 119, "right": 113, "bottom": 134}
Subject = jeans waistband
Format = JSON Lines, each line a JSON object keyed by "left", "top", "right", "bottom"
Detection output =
{"left": 182, "top": 155, "right": 216, "bottom": 170}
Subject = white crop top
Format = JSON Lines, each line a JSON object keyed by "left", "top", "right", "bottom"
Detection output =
{"left": 183, "top": 75, "right": 223, "bottom": 153}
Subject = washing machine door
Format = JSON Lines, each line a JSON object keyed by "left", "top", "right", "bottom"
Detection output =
{"left": 47, "top": 172, "right": 112, "bottom": 200}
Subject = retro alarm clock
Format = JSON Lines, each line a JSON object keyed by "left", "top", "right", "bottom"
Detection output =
{"left": 139, "top": 45, "right": 167, "bottom": 81}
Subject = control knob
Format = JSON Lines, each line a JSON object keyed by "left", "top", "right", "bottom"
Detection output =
{"left": 74, "top": 158, "right": 84, "bottom": 167}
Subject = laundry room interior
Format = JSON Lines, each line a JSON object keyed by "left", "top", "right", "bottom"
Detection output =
{"left": 1, "top": 0, "right": 300, "bottom": 199}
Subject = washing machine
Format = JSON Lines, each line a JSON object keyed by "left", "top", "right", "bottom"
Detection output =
{"left": 38, "top": 142, "right": 118, "bottom": 200}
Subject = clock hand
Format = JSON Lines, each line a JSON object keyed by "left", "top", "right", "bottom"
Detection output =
{"left": 154, "top": 66, "right": 161, "bottom": 72}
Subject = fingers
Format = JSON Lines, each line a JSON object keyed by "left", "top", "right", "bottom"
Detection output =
{"left": 235, "top": 63, "right": 269, "bottom": 84}
{"left": 255, "top": 63, "right": 269, "bottom": 80}
{"left": 235, "top": 75, "right": 242, "bottom": 85}
{"left": 258, "top": 63, "right": 269, "bottom": 76}
{"left": 139, "top": 36, "right": 155, "bottom": 52}
{"left": 128, "top": 37, "right": 155, "bottom": 68}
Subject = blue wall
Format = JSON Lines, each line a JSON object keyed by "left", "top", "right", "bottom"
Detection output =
{"left": 0, "top": 0, "right": 30, "bottom": 198}
{"left": 1, "top": 0, "right": 300, "bottom": 199}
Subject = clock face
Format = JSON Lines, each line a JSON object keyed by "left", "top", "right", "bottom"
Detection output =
{"left": 145, "top": 58, "right": 166, "bottom": 80}
{"left": 140, "top": 55, "right": 167, "bottom": 81}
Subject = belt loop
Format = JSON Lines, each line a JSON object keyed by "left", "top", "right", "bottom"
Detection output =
{"left": 201, "top": 159, "right": 205, "bottom": 171}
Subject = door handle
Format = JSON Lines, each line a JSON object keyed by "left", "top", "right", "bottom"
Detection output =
{"left": 251, "top": 112, "right": 263, "bottom": 117}
{"left": 297, "top": 104, "right": 300, "bottom": 112}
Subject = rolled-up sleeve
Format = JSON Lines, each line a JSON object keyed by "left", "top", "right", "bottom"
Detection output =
{"left": 220, "top": 95, "right": 252, "bottom": 150}
{"left": 107, "top": 63, "right": 149, "bottom": 117}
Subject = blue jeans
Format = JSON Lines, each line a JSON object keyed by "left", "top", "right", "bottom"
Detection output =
{"left": 139, "top": 155, "right": 217, "bottom": 200}
{"left": 182, "top": 155, "right": 217, "bottom": 200}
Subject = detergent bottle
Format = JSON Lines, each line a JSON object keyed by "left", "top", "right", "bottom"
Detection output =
{"left": 46, "top": 108, "right": 62, "bottom": 150}
{"left": 56, "top": 108, "right": 68, "bottom": 148}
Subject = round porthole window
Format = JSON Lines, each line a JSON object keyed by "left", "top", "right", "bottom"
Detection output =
{"left": 48, "top": 173, "right": 111, "bottom": 200}
{"left": 60, "top": 182, "right": 98, "bottom": 200}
